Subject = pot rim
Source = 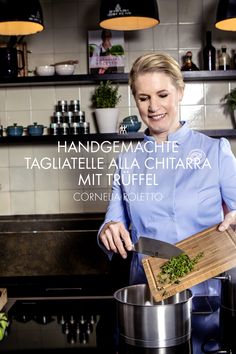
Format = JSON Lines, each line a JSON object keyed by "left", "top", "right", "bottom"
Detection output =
{"left": 114, "top": 284, "right": 193, "bottom": 307}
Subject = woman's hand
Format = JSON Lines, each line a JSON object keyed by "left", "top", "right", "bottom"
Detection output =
{"left": 99, "top": 221, "right": 133, "bottom": 259}
{"left": 218, "top": 210, "right": 236, "bottom": 231}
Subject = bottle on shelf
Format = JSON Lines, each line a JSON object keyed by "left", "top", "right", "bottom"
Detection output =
{"left": 181, "top": 51, "right": 199, "bottom": 71}
{"left": 203, "top": 31, "right": 216, "bottom": 70}
{"left": 233, "top": 50, "right": 236, "bottom": 70}
{"left": 218, "top": 46, "right": 230, "bottom": 70}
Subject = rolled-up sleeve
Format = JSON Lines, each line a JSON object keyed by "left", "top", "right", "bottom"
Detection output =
{"left": 97, "top": 167, "right": 130, "bottom": 258}
{"left": 219, "top": 138, "right": 236, "bottom": 211}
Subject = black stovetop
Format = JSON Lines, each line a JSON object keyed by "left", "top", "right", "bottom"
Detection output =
{"left": 0, "top": 297, "right": 117, "bottom": 354}
{"left": 0, "top": 295, "right": 235, "bottom": 354}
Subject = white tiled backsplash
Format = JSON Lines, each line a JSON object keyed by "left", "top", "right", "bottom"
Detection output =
{"left": 0, "top": 0, "right": 235, "bottom": 215}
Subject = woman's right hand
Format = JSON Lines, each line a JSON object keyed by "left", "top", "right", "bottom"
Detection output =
{"left": 99, "top": 221, "right": 133, "bottom": 259}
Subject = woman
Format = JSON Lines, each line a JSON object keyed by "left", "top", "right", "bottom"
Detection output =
{"left": 90, "top": 30, "right": 117, "bottom": 74}
{"left": 98, "top": 52, "right": 236, "bottom": 294}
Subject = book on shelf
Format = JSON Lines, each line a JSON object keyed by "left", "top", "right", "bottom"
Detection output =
{"left": 88, "top": 29, "right": 125, "bottom": 75}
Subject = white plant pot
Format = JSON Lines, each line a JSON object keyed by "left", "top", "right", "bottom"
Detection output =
{"left": 95, "top": 108, "right": 119, "bottom": 133}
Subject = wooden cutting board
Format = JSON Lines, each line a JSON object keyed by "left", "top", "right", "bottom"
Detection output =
{"left": 142, "top": 225, "right": 236, "bottom": 302}
{"left": 0, "top": 288, "right": 7, "bottom": 311}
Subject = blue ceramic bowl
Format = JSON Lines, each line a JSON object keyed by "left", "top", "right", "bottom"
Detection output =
{"left": 120, "top": 121, "right": 141, "bottom": 132}
{"left": 123, "top": 115, "right": 139, "bottom": 124}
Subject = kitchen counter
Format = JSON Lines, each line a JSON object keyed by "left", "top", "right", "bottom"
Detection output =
{"left": 0, "top": 214, "right": 234, "bottom": 353}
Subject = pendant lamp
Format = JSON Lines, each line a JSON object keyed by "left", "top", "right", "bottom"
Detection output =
{"left": 99, "top": 0, "right": 160, "bottom": 31}
{"left": 215, "top": 0, "right": 236, "bottom": 31}
{"left": 0, "top": 0, "right": 44, "bottom": 35}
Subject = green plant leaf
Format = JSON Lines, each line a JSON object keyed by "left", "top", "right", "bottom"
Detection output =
{"left": 91, "top": 80, "right": 121, "bottom": 108}
{"left": 222, "top": 88, "right": 236, "bottom": 111}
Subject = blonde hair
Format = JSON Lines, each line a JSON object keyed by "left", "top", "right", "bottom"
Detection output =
{"left": 129, "top": 52, "right": 185, "bottom": 95}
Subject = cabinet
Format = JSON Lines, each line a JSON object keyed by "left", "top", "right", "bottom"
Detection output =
{"left": 0, "top": 71, "right": 236, "bottom": 143}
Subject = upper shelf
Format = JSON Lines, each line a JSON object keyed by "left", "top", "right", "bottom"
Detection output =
{"left": 182, "top": 70, "right": 236, "bottom": 81}
{"left": 1, "top": 70, "right": 236, "bottom": 88}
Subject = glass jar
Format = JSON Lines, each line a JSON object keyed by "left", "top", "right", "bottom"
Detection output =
{"left": 219, "top": 46, "right": 230, "bottom": 70}
{"left": 82, "top": 122, "right": 90, "bottom": 134}
{"left": 181, "top": 51, "right": 199, "bottom": 71}
{"left": 52, "top": 111, "right": 63, "bottom": 124}
{"left": 70, "top": 99, "right": 80, "bottom": 112}
{"left": 70, "top": 122, "right": 81, "bottom": 135}
{"left": 59, "top": 122, "right": 69, "bottom": 135}
{"left": 56, "top": 100, "right": 68, "bottom": 112}
{"left": 50, "top": 123, "right": 60, "bottom": 136}
{"left": 74, "top": 110, "right": 85, "bottom": 123}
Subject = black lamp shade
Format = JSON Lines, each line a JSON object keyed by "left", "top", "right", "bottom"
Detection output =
{"left": 0, "top": 0, "right": 44, "bottom": 35}
{"left": 99, "top": 0, "right": 160, "bottom": 31}
{"left": 215, "top": 0, "right": 236, "bottom": 31}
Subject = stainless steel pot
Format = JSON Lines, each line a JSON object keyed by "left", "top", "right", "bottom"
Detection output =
{"left": 114, "top": 284, "right": 193, "bottom": 348}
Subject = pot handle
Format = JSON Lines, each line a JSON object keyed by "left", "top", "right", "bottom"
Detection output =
{"left": 201, "top": 338, "right": 228, "bottom": 353}
{"left": 214, "top": 273, "right": 231, "bottom": 281}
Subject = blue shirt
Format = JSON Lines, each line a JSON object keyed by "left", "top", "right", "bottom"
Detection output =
{"left": 99, "top": 122, "right": 236, "bottom": 294}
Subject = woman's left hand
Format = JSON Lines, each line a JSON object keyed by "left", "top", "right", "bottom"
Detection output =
{"left": 218, "top": 210, "right": 236, "bottom": 231}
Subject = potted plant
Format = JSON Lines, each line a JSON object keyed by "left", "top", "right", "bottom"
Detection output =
{"left": 91, "top": 80, "right": 121, "bottom": 133}
{"left": 221, "top": 88, "right": 236, "bottom": 129}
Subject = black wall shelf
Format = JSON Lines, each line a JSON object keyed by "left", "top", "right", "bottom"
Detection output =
{"left": 182, "top": 70, "right": 236, "bottom": 82}
{"left": 0, "top": 133, "right": 143, "bottom": 144}
{"left": 0, "top": 71, "right": 236, "bottom": 88}
{"left": 0, "top": 72, "right": 235, "bottom": 145}
{"left": 0, "top": 73, "right": 128, "bottom": 88}
{"left": 0, "top": 130, "right": 235, "bottom": 145}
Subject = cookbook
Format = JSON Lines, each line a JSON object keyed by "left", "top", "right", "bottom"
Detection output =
{"left": 88, "top": 29, "right": 125, "bottom": 74}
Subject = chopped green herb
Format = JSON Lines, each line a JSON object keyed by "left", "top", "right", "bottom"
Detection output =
{"left": 157, "top": 252, "right": 204, "bottom": 287}
{"left": 0, "top": 312, "right": 9, "bottom": 341}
